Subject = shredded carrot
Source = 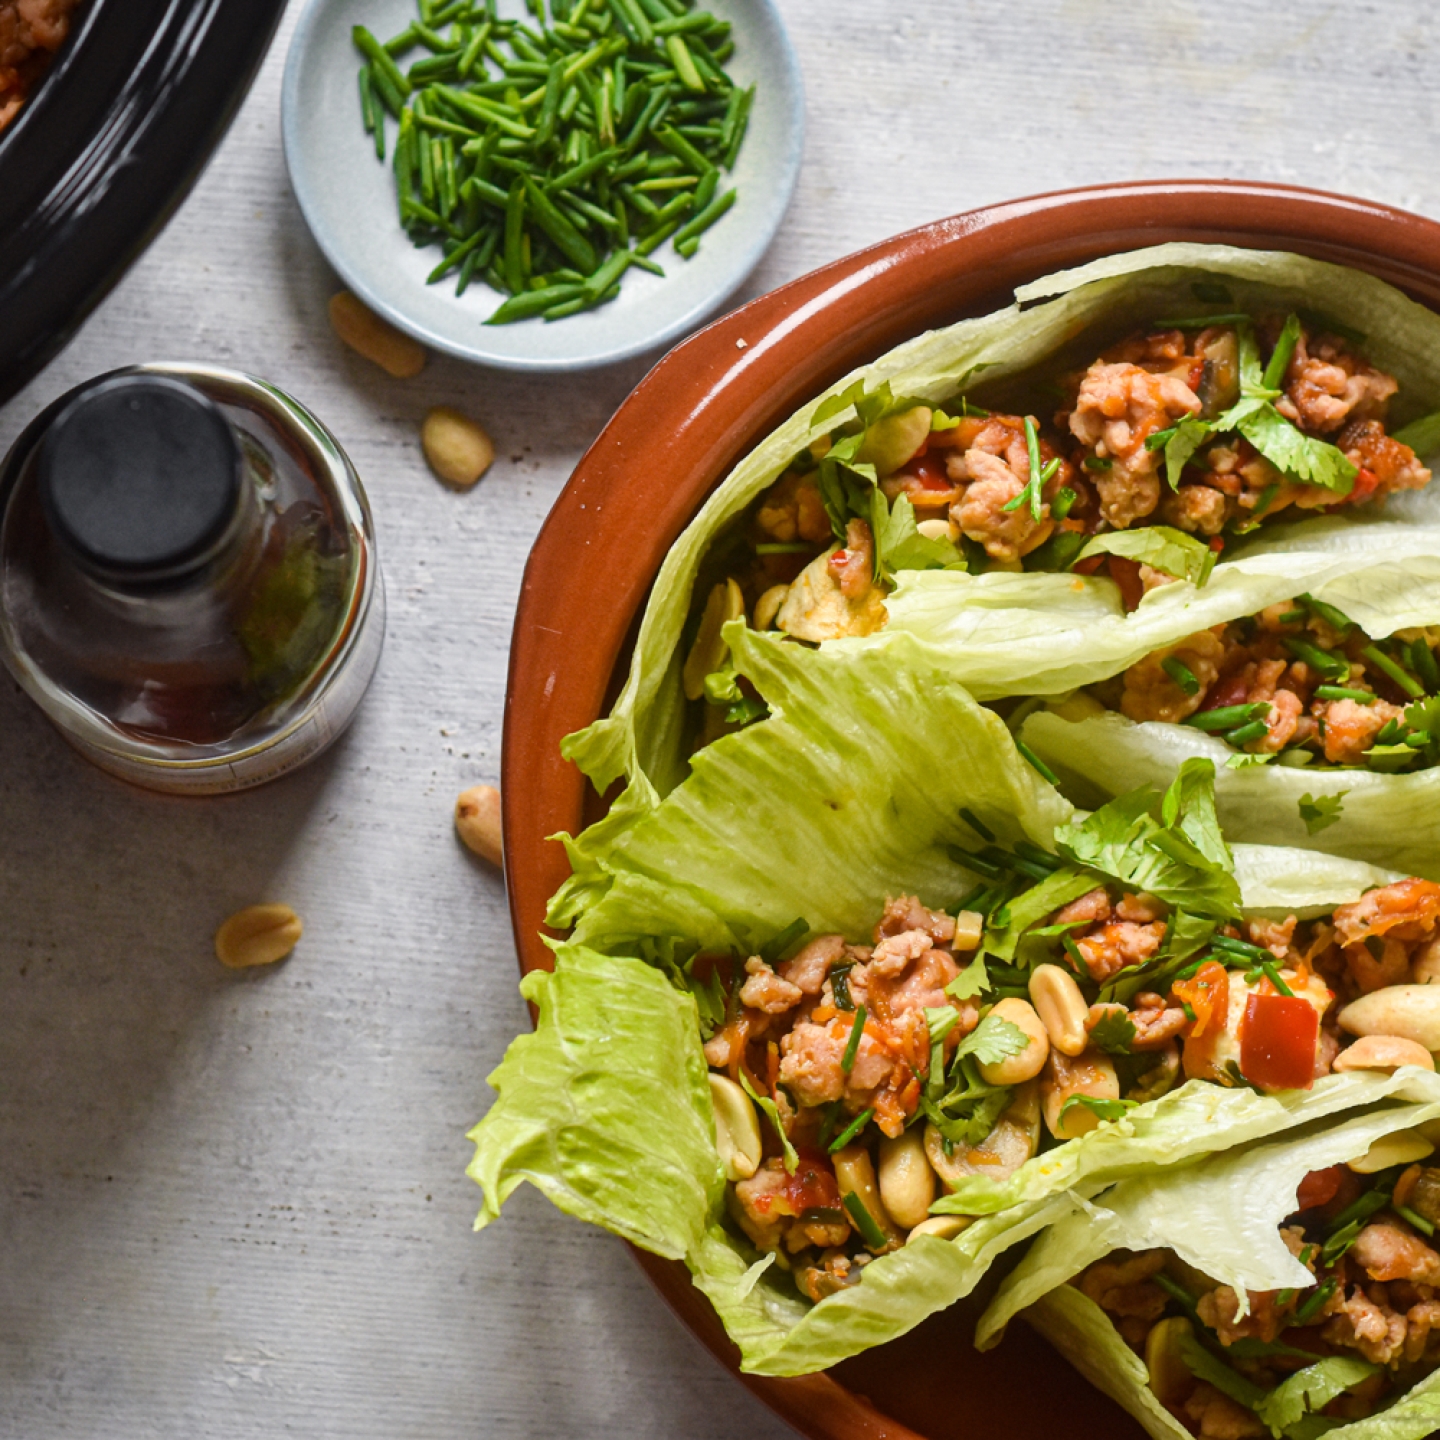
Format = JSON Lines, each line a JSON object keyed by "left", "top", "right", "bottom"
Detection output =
{"left": 1173, "top": 960, "right": 1229, "bottom": 1039}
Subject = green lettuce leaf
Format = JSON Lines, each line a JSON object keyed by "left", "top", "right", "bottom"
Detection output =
{"left": 562, "top": 626, "right": 1072, "bottom": 954}
{"left": 1022, "top": 706, "right": 1440, "bottom": 882}
{"left": 978, "top": 1076, "right": 1440, "bottom": 1347}
{"left": 466, "top": 944, "right": 723, "bottom": 1257}
{"left": 1053, "top": 758, "right": 1240, "bottom": 918}
{"left": 1074, "top": 526, "right": 1217, "bottom": 585}
{"left": 565, "top": 242, "right": 1440, "bottom": 809}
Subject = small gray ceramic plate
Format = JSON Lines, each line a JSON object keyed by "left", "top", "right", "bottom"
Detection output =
{"left": 282, "top": 0, "right": 803, "bottom": 372}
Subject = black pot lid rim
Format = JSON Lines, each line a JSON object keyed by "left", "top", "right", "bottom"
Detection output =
{"left": 0, "top": 0, "right": 288, "bottom": 408}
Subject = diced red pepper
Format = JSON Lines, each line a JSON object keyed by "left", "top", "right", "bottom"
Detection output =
{"left": 909, "top": 450, "right": 951, "bottom": 489}
{"left": 783, "top": 1152, "right": 842, "bottom": 1215}
{"left": 1240, "top": 992, "right": 1318, "bottom": 1091}
{"left": 1208, "top": 535, "right": 1226, "bottom": 553}
{"left": 1295, "top": 1165, "right": 1346, "bottom": 1212}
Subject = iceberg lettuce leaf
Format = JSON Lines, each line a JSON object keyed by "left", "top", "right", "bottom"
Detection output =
{"left": 1024, "top": 706, "right": 1440, "bottom": 883}
{"left": 565, "top": 626, "right": 1072, "bottom": 954}
{"left": 567, "top": 243, "right": 1440, "bottom": 807}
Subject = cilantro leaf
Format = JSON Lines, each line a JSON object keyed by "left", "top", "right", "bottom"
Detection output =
{"left": 924, "top": 1005, "right": 961, "bottom": 1045}
{"left": 1058, "top": 1094, "right": 1137, "bottom": 1127}
{"left": 1255, "top": 1356, "right": 1379, "bottom": 1437}
{"left": 920, "top": 1080, "right": 1012, "bottom": 1149}
{"left": 947, "top": 954, "right": 990, "bottom": 1000}
{"left": 1227, "top": 752, "right": 1276, "bottom": 769}
{"left": 1055, "top": 758, "right": 1241, "bottom": 918}
{"left": 1405, "top": 693, "right": 1440, "bottom": 737}
{"left": 1163, "top": 414, "right": 1214, "bottom": 489}
{"left": 952, "top": 1013, "right": 1029, "bottom": 1068}
{"left": 1298, "top": 791, "right": 1347, "bottom": 835}
{"left": 869, "top": 490, "right": 965, "bottom": 581}
{"left": 1087, "top": 1009, "right": 1136, "bottom": 1055}
{"left": 1074, "top": 525, "right": 1216, "bottom": 586}
{"left": 816, "top": 455, "right": 874, "bottom": 541}
{"left": 1236, "top": 404, "right": 1357, "bottom": 495}
{"left": 983, "top": 866, "right": 1100, "bottom": 961}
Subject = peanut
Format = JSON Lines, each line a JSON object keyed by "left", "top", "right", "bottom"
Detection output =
{"left": 328, "top": 291, "right": 426, "bottom": 378}
{"left": 1029, "top": 963, "right": 1089, "bottom": 1057}
{"left": 707, "top": 1074, "right": 762, "bottom": 1181}
{"left": 907, "top": 1214, "right": 970, "bottom": 1243}
{"left": 681, "top": 578, "right": 744, "bottom": 701}
{"left": 1146, "top": 1316, "right": 1194, "bottom": 1407}
{"left": 1338, "top": 984, "right": 1440, "bottom": 1052}
{"left": 753, "top": 584, "right": 789, "bottom": 632}
{"left": 877, "top": 1127, "right": 936, "bottom": 1230}
{"left": 1347, "top": 1129, "right": 1435, "bottom": 1174}
{"left": 214, "top": 903, "right": 302, "bottom": 969}
{"left": 832, "top": 1145, "right": 900, "bottom": 1251}
{"left": 978, "top": 997, "right": 1050, "bottom": 1085}
{"left": 422, "top": 407, "right": 494, "bottom": 489}
{"left": 1041, "top": 1048, "right": 1120, "bottom": 1140}
{"left": 1332, "top": 1034, "right": 1436, "bottom": 1074}
{"left": 455, "top": 784, "right": 502, "bottom": 865}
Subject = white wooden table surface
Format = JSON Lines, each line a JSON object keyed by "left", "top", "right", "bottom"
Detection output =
{"left": 3, "top": 3, "right": 1438, "bottom": 1436}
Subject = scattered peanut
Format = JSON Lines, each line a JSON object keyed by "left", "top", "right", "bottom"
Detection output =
{"left": 1347, "top": 1129, "right": 1435, "bottom": 1174}
{"left": 455, "top": 784, "right": 502, "bottom": 865}
{"left": 422, "top": 406, "right": 494, "bottom": 489}
{"left": 855, "top": 406, "right": 932, "bottom": 477}
{"left": 681, "top": 578, "right": 744, "bottom": 701}
{"left": 977, "top": 997, "right": 1050, "bottom": 1085}
{"left": 832, "top": 1145, "right": 901, "bottom": 1250}
{"left": 1041, "top": 1048, "right": 1120, "bottom": 1140}
{"left": 328, "top": 291, "right": 426, "bottom": 378}
{"left": 214, "top": 903, "right": 303, "bottom": 969}
{"left": 1332, "top": 1034, "right": 1436, "bottom": 1074}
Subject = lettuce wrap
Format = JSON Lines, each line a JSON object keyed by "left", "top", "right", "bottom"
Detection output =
{"left": 471, "top": 626, "right": 1440, "bottom": 1375}
{"left": 563, "top": 242, "right": 1440, "bottom": 821}
{"left": 979, "top": 1082, "right": 1440, "bottom": 1440}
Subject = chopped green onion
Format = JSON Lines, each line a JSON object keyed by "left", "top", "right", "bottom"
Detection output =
{"left": 959, "top": 808, "right": 996, "bottom": 843}
{"left": 1151, "top": 312, "right": 1252, "bottom": 329}
{"left": 1315, "top": 685, "right": 1374, "bottom": 703}
{"left": 1411, "top": 638, "right": 1440, "bottom": 693}
{"left": 1015, "top": 739, "right": 1059, "bottom": 786}
{"left": 827, "top": 1107, "right": 874, "bottom": 1153}
{"left": 840, "top": 1006, "right": 867, "bottom": 1075}
{"left": 1396, "top": 1203, "right": 1436, "bottom": 1237}
{"left": 1262, "top": 313, "right": 1302, "bottom": 391}
{"left": 1052, "top": 486, "right": 1077, "bottom": 522}
{"left": 1162, "top": 656, "right": 1200, "bottom": 696}
{"left": 1082, "top": 454, "right": 1112, "bottom": 472}
{"left": 1299, "top": 593, "right": 1354, "bottom": 634}
{"left": 1363, "top": 644, "right": 1425, "bottom": 699}
{"left": 1291, "top": 1278, "right": 1337, "bottom": 1325}
{"left": 1185, "top": 703, "right": 1270, "bottom": 732}
{"left": 842, "top": 1190, "right": 889, "bottom": 1250}
{"left": 1224, "top": 720, "right": 1269, "bottom": 746}
{"left": 1261, "top": 960, "right": 1294, "bottom": 997}
{"left": 1283, "top": 637, "right": 1349, "bottom": 681}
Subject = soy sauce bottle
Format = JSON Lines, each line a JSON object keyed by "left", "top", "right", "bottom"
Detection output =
{"left": 0, "top": 364, "right": 385, "bottom": 793}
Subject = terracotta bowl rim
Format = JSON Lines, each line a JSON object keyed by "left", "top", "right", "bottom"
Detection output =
{"left": 499, "top": 178, "right": 1440, "bottom": 1440}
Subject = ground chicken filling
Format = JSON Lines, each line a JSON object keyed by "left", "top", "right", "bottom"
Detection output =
{"left": 1079, "top": 601, "right": 1440, "bottom": 770}
{"left": 1082, "top": 1166, "right": 1440, "bottom": 1438}
{"left": 0, "top": 0, "right": 80, "bottom": 133}
{"left": 685, "top": 313, "right": 1430, "bottom": 697}
{"left": 703, "top": 871, "right": 1440, "bottom": 1305}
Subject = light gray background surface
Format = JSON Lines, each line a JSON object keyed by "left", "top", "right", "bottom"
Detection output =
{"left": 1, "top": 3, "right": 1436, "bottom": 1437}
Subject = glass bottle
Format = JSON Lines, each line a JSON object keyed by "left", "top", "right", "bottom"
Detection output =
{"left": 0, "top": 363, "right": 384, "bottom": 793}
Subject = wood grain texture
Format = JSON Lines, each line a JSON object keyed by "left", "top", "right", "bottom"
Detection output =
{"left": 2, "top": 1, "right": 1439, "bottom": 1436}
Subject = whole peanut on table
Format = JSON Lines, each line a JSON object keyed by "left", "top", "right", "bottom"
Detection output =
{"left": 214, "top": 903, "right": 303, "bottom": 969}
{"left": 455, "top": 785, "right": 502, "bottom": 866}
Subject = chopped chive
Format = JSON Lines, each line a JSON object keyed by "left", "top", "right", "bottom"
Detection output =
{"left": 842, "top": 1190, "right": 889, "bottom": 1250}
{"left": 1411, "top": 638, "right": 1440, "bottom": 693}
{"left": 959, "top": 808, "right": 996, "bottom": 843}
{"left": 840, "top": 1006, "right": 867, "bottom": 1075}
{"left": 669, "top": 184, "right": 734, "bottom": 252}
{"left": 1277, "top": 609, "right": 1306, "bottom": 625}
{"left": 754, "top": 541, "right": 813, "bottom": 555}
{"left": 1052, "top": 486, "right": 1077, "bottom": 521}
{"left": 1260, "top": 960, "right": 1294, "bottom": 997}
{"left": 827, "top": 1107, "right": 875, "bottom": 1153}
{"left": 1396, "top": 1203, "right": 1436, "bottom": 1237}
{"left": 1292, "top": 1278, "right": 1337, "bottom": 1326}
{"left": 1283, "top": 637, "right": 1349, "bottom": 681}
{"left": 1263, "top": 313, "right": 1302, "bottom": 392}
{"left": 1212, "top": 934, "right": 1270, "bottom": 958}
{"left": 1225, "top": 720, "right": 1269, "bottom": 746}
{"left": 946, "top": 846, "right": 1005, "bottom": 881}
{"left": 1185, "top": 703, "right": 1270, "bottom": 732}
{"left": 1016, "top": 739, "right": 1059, "bottom": 786}
{"left": 1014, "top": 840, "right": 1061, "bottom": 872}
{"left": 1363, "top": 644, "right": 1425, "bottom": 699}
{"left": 354, "top": 26, "right": 414, "bottom": 99}
{"left": 1162, "top": 656, "right": 1200, "bottom": 696}
{"left": 1298, "top": 593, "right": 1354, "bottom": 634}
{"left": 1150, "top": 312, "right": 1252, "bottom": 329}
{"left": 486, "top": 282, "right": 587, "bottom": 324}
{"left": 1315, "top": 685, "right": 1375, "bottom": 703}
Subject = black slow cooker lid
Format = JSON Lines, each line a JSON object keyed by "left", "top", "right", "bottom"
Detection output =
{"left": 0, "top": 0, "right": 287, "bottom": 406}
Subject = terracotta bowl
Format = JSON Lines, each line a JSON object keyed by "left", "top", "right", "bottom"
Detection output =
{"left": 502, "top": 180, "right": 1440, "bottom": 1440}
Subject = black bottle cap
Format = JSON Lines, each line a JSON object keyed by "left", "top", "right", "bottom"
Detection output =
{"left": 37, "top": 373, "right": 242, "bottom": 584}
